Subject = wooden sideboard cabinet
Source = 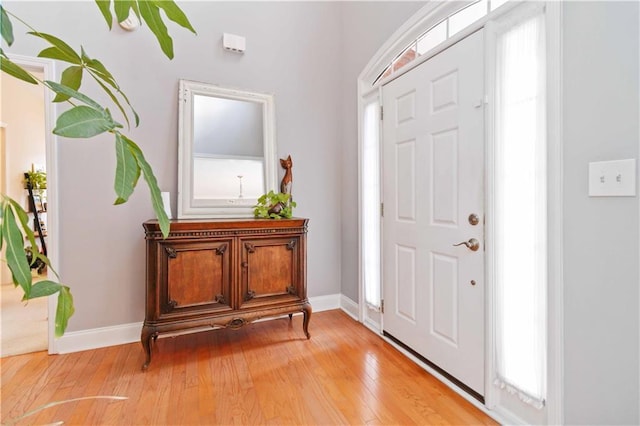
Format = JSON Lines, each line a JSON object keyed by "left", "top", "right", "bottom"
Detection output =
{"left": 141, "top": 218, "right": 311, "bottom": 369}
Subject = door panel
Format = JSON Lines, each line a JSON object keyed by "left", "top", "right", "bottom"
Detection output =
{"left": 432, "top": 129, "right": 458, "bottom": 225}
{"left": 396, "top": 244, "right": 417, "bottom": 323}
{"left": 396, "top": 140, "right": 417, "bottom": 221}
{"left": 239, "top": 236, "right": 302, "bottom": 309}
{"left": 159, "top": 239, "right": 233, "bottom": 318}
{"left": 431, "top": 252, "right": 459, "bottom": 346}
{"left": 382, "top": 29, "right": 485, "bottom": 396}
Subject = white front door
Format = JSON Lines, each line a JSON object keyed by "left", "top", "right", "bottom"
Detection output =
{"left": 382, "top": 29, "right": 485, "bottom": 396}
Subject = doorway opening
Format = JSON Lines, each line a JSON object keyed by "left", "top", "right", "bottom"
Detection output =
{"left": 0, "top": 56, "right": 57, "bottom": 357}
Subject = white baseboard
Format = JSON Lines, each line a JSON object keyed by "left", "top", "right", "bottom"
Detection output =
{"left": 490, "top": 405, "right": 529, "bottom": 426}
{"left": 54, "top": 293, "right": 343, "bottom": 354}
{"left": 309, "top": 293, "right": 341, "bottom": 312}
{"left": 363, "top": 316, "right": 381, "bottom": 333}
{"left": 340, "top": 294, "right": 359, "bottom": 320}
{"left": 55, "top": 321, "right": 141, "bottom": 354}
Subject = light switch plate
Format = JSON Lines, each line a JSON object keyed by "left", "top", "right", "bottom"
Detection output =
{"left": 588, "top": 159, "right": 637, "bottom": 197}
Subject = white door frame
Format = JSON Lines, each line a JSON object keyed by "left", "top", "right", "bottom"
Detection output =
{"left": 7, "top": 55, "right": 60, "bottom": 355}
{"left": 356, "top": 2, "right": 563, "bottom": 423}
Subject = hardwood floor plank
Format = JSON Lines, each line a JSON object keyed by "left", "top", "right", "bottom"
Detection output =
{"left": 304, "top": 339, "right": 381, "bottom": 424}
{"left": 276, "top": 324, "right": 351, "bottom": 425}
{"left": 329, "top": 314, "right": 477, "bottom": 425}
{"left": 123, "top": 340, "right": 159, "bottom": 424}
{"left": 1, "top": 353, "right": 50, "bottom": 419}
{"left": 43, "top": 348, "right": 105, "bottom": 424}
{"left": 196, "top": 333, "right": 217, "bottom": 422}
{"left": 13, "top": 351, "right": 81, "bottom": 425}
{"left": 243, "top": 325, "right": 303, "bottom": 424}
{"left": 0, "top": 353, "right": 30, "bottom": 384}
{"left": 66, "top": 345, "right": 121, "bottom": 424}
{"left": 100, "top": 342, "right": 148, "bottom": 424}
{"left": 263, "top": 322, "right": 326, "bottom": 426}
{"left": 306, "top": 314, "right": 415, "bottom": 425}
{"left": 0, "top": 310, "right": 497, "bottom": 425}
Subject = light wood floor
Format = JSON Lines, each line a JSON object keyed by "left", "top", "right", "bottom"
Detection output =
{"left": 1, "top": 310, "right": 497, "bottom": 425}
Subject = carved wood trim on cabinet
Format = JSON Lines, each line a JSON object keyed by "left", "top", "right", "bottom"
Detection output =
{"left": 141, "top": 218, "right": 311, "bottom": 370}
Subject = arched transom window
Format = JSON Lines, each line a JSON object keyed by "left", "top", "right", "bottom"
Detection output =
{"left": 373, "top": 0, "right": 509, "bottom": 85}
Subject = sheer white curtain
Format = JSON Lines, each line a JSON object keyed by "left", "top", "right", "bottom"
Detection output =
{"left": 363, "top": 100, "right": 381, "bottom": 309}
{"left": 493, "top": 10, "right": 547, "bottom": 408}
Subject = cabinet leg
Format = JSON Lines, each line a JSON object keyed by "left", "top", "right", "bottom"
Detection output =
{"left": 302, "top": 303, "right": 312, "bottom": 339}
{"left": 141, "top": 326, "right": 157, "bottom": 371}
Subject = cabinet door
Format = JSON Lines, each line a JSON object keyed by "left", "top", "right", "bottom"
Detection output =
{"left": 239, "top": 236, "right": 302, "bottom": 309}
{"left": 158, "top": 239, "right": 233, "bottom": 318}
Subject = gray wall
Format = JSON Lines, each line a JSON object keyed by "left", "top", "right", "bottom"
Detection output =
{"left": 563, "top": 2, "right": 639, "bottom": 424}
{"left": 4, "top": 1, "right": 346, "bottom": 330}
{"left": 4, "top": 0, "right": 424, "bottom": 332}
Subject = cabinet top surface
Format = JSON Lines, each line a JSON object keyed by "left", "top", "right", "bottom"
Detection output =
{"left": 143, "top": 217, "right": 308, "bottom": 234}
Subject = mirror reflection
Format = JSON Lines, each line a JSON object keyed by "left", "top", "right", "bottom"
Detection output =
{"left": 178, "top": 80, "right": 277, "bottom": 218}
{"left": 192, "top": 95, "right": 264, "bottom": 200}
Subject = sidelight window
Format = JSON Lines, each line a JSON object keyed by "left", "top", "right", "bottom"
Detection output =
{"left": 362, "top": 98, "right": 382, "bottom": 310}
{"left": 492, "top": 9, "right": 547, "bottom": 408}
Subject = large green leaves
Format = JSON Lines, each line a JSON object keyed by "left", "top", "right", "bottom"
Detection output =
{"left": 55, "top": 286, "right": 74, "bottom": 338}
{"left": 0, "top": 197, "right": 73, "bottom": 336}
{"left": 80, "top": 53, "right": 116, "bottom": 87}
{"left": 96, "top": 0, "right": 196, "bottom": 60}
{"left": 28, "top": 280, "right": 62, "bottom": 299}
{"left": 29, "top": 32, "right": 82, "bottom": 64}
{"left": 1, "top": 5, "right": 14, "bottom": 46}
{"left": 2, "top": 203, "right": 32, "bottom": 297}
{"left": 46, "top": 81, "right": 123, "bottom": 137}
{"left": 53, "top": 65, "right": 82, "bottom": 102}
{"left": 120, "top": 136, "right": 169, "bottom": 237}
{"left": 0, "top": 49, "right": 38, "bottom": 84}
{"left": 30, "top": 34, "right": 139, "bottom": 129}
{"left": 138, "top": 0, "right": 173, "bottom": 59}
{"left": 45, "top": 80, "right": 104, "bottom": 110}
{"left": 154, "top": 1, "right": 195, "bottom": 34}
{"left": 14, "top": 25, "right": 139, "bottom": 129}
{"left": 7, "top": 198, "right": 39, "bottom": 267}
{"left": 95, "top": 0, "right": 113, "bottom": 30}
{"left": 52, "top": 66, "right": 83, "bottom": 103}
{"left": 44, "top": 85, "right": 169, "bottom": 240}
{"left": 54, "top": 106, "right": 117, "bottom": 138}
{"left": 4, "top": 1, "right": 195, "bottom": 132}
{"left": 81, "top": 48, "right": 139, "bottom": 128}
{"left": 114, "top": 133, "right": 139, "bottom": 205}
{"left": 114, "top": 0, "right": 139, "bottom": 24}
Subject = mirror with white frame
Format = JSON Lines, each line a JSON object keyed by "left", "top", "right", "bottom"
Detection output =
{"left": 178, "top": 80, "right": 277, "bottom": 218}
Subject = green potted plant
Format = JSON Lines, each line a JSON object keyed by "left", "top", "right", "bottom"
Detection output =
{"left": 24, "top": 169, "right": 47, "bottom": 192}
{"left": 254, "top": 190, "right": 297, "bottom": 219}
